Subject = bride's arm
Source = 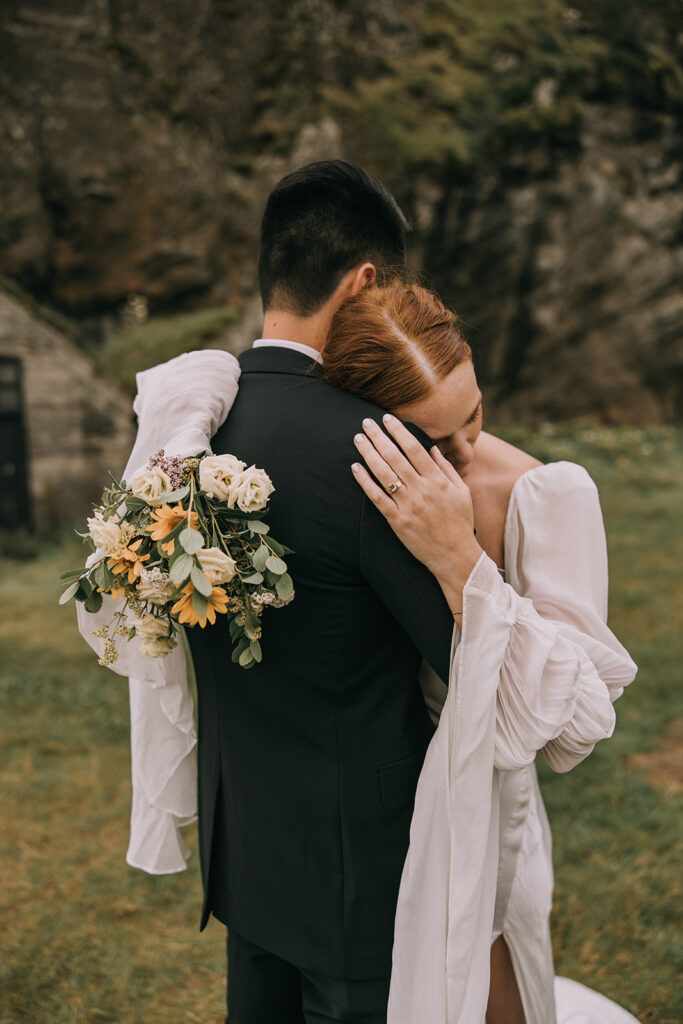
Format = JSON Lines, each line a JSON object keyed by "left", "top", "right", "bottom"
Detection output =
{"left": 353, "top": 416, "right": 637, "bottom": 773}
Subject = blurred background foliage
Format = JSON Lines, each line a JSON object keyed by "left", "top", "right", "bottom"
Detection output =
{"left": 324, "top": 0, "right": 682, "bottom": 180}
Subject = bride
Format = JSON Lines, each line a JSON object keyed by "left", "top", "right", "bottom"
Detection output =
{"left": 322, "top": 278, "right": 639, "bottom": 1024}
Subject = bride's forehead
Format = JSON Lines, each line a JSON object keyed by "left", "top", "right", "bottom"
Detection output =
{"left": 404, "top": 362, "right": 479, "bottom": 431}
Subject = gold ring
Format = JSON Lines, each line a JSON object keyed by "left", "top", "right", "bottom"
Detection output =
{"left": 387, "top": 479, "right": 403, "bottom": 494}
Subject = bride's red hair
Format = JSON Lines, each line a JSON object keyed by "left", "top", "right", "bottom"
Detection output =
{"left": 322, "top": 279, "right": 471, "bottom": 408}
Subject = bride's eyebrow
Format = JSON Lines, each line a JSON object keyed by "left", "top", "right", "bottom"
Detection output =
{"left": 464, "top": 398, "right": 482, "bottom": 424}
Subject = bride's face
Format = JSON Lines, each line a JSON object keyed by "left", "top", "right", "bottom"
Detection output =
{"left": 392, "top": 360, "right": 483, "bottom": 479}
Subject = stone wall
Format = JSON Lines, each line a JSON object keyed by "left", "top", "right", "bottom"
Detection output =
{"left": 0, "top": 286, "right": 135, "bottom": 528}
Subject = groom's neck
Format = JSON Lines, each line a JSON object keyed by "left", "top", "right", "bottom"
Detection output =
{"left": 261, "top": 307, "right": 332, "bottom": 354}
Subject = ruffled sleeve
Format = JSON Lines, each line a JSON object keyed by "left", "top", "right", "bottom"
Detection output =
{"left": 485, "top": 460, "right": 637, "bottom": 771}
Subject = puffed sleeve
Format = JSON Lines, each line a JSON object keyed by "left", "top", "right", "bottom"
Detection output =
{"left": 465, "top": 461, "right": 637, "bottom": 772}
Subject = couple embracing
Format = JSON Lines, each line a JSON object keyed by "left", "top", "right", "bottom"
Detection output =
{"left": 81, "top": 160, "right": 638, "bottom": 1023}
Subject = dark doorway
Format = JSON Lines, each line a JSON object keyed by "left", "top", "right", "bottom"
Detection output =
{"left": 0, "top": 357, "right": 31, "bottom": 530}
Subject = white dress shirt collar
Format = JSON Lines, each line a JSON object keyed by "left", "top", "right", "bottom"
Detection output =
{"left": 252, "top": 338, "right": 323, "bottom": 365}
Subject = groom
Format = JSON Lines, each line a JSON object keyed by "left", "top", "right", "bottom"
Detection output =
{"left": 186, "top": 161, "right": 456, "bottom": 1022}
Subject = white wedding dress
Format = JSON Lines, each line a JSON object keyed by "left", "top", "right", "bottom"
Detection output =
{"left": 397, "top": 463, "right": 638, "bottom": 1024}
{"left": 78, "top": 350, "right": 639, "bottom": 1024}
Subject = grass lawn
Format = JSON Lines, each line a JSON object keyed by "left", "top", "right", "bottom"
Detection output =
{"left": 1, "top": 425, "right": 681, "bottom": 1023}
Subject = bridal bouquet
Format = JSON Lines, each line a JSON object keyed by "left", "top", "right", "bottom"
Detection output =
{"left": 60, "top": 450, "right": 294, "bottom": 670}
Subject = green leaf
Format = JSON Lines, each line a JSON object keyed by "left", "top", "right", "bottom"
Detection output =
{"left": 91, "top": 563, "right": 110, "bottom": 591}
{"left": 238, "top": 647, "right": 255, "bottom": 667}
{"left": 84, "top": 589, "right": 103, "bottom": 614}
{"left": 78, "top": 577, "right": 93, "bottom": 599}
{"left": 275, "top": 573, "right": 294, "bottom": 602}
{"left": 159, "top": 484, "right": 190, "bottom": 503}
{"left": 231, "top": 636, "right": 250, "bottom": 662}
{"left": 58, "top": 580, "right": 81, "bottom": 605}
{"left": 249, "top": 520, "right": 270, "bottom": 534}
{"left": 242, "top": 572, "right": 264, "bottom": 585}
{"left": 191, "top": 589, "right": 207, "bottom": 617}
{"left": 125, "top": 496, "right": 148, "bottom": 511}
{"left": 266, "top": 538, "right": 284, "bottom": 556}
{"left": 252, "top": 544, "right": 270, "bottom": 572}
{"left": 266, "top": 555, "right": 287, "bottom": 575}
{"left": 170, "top": 553, "right": 194, "bottom": 584}
{"left": 191, "top": 565, "right": 213, "bottom": 597}
{"left": 179, "top": 527, "right": 204, "bottom": 554}
{"left": 242, "top": 607, "right": 260, "bottom": 640}
{"left": 249, "top": 639, "right": 263, "bottom": 663}
{"left": 60, "top": 568, "right": 85, "bottom": 580}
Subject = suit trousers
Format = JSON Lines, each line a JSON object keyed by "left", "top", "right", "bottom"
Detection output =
{"left": 226, "top": 927, "right": 391, "bottom": 1024}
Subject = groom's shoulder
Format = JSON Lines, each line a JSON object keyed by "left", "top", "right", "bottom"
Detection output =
{"left": 238, "top": 347, "right": 390, "bottom": 429}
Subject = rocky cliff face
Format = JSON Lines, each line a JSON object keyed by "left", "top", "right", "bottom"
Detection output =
{"left": 423, "top": 106, "right": 683, "bottom": 423}
{"left": 0, "top": 1, "right": 680, "bottom": 422}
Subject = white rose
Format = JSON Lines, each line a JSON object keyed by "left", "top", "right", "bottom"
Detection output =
{"left": 199, "top": 454, "right": 246, "bottom": 501}
{"left": 196, "top": 546, "right": 237, "bottom": 585}
{"left": 227, "top": 465, "right": 275, "bottom": 513}
{"left": 136, "top": 567, "right": 177, "bottom": 605}
{"left": 129, "top": 465, "right": 172, "bottom": 506}
{"left": 87, "top": 511, "right": 123, "bottom": 554}
{"left": 139, "top": 633, "right": 177, "bottom": 658}
{"left": 135, "top": 613, "right": 177, "bottom": 657}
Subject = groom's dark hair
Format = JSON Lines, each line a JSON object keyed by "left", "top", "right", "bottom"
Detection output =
{"left": 258, "top": 160, "right": 409, "bottom": 316}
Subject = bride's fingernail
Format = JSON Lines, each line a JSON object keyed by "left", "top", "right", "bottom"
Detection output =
{"left": 362, "top": 418, "right": 373, "bottom": 430}
{"left": 352, "top": 463, "right": 361, "bottom": 473}
{"left": 354, "top": 434, "right": 365, "bottom": 444}
{"left": 383, "top": 413, "right": 395, "bottom": 424}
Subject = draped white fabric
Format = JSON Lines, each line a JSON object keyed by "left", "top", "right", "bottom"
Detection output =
{"left": 390, "top": 464, "right": 637, "bottom": 1024}
{"left": 76, "top": 349, "right": 241, "bottom": 873}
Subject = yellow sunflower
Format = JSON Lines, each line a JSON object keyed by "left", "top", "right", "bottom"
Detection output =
{"left": 147, "top": 502, "right": 199, "bottom": 555}
{"left": 171, "top": 581, "right": 230, "bottom": 628}
{"left": 107, "top": 538, "right": 150, "bottom": 584}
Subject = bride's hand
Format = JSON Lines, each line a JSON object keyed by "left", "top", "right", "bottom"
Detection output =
{"left": 352, "top": 414, "right": 482, "bottom": 603}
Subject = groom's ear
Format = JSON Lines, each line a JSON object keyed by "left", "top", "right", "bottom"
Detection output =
{"left": 345, "top": 262, "right": 377, "bottom": 299}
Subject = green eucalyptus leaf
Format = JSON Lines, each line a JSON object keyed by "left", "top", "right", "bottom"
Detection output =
{"left": 252, "top": 544, "right": 269, "bottom": 572}
{"left": 266, "top": 555, "right": 287, "bottom": 575}
{"left": 266, "top": 538, "right": 284, "bottom": 556}
{"left": 242, "top": 572, "right": 264, "bottom": 585}
{"left": 238, "top": 647, "right": 255, "bottom": 668}
{"left": 159, "top": 484, "right": 190, "bottom": 503}
{"left": 58, "top": 580, "right": 81, "bottom": 605}
{"left": 275, "top": 573, "right": 294, "bottom": 602}
{"left": 84, "top": 589, "right": 103, "bottom": 614}
{"left": 125, "top": 496, "right": 148, "bottom": 510}
{"left": 249, "top": 639, "right": 263, "bottom": 663}
{"left": 249, "top": 521, "right": 270, "bottom": 535}
{"left": 191, "top": 590, "right": 207, "bottom": 617}
{"left": 191, "top": 565, "right": 213, "bottom": 597}
{"left": 170, "top": 554, "right": 194, "bottom": 584}
{"left": 179, "top": 527, "right": 204, "bottom": 554}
